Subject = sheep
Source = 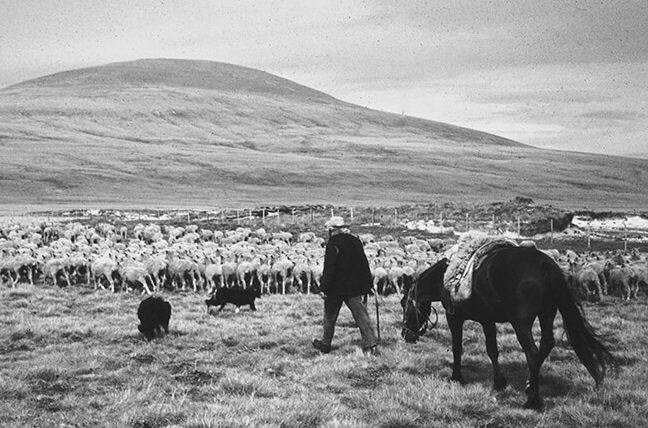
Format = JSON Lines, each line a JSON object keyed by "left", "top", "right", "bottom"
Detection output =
{"left": 605, "top": 263, "right": 637, "bottom": 300}
{"left": 90, "top": 255, "right": 119, "bottom": 292}
{"left": 44, "top": 257, "right": 73, "bottom": 288}
{"left": 182, "top": 232, "right": 201, "bottom": 244}
{"left": 200, "top": 229, "right": 214, "bottom": 242}
{"left": 371, "top": 260, "right": 389, "bottom": 295}
{"left": 271, "top": 231, "right": 292, "bottom": 244}
{"left": 633, "top": 265, "right": 648, "bottom": 296}
{"left": 120, "top": 260, "right": 153, "bottom": 294}
{"left": 271, "top": 255, "right": 294, "bottom": 294}
{"left": 120, "top": 226, "right": 130, "bottom": 241}
{"left": 291, "top": 255, "right": 312, "bottom": 293}
{"left": 298, "top": 232, "right": 317, "bottom": 243}
{"left": 143, "top": 255, "right": 167, "bottom": 292}
{"left": 236, "top": 256, "right": 257, "bottom": 289}
{"left": 387, "top": 261, "right": 405, "bottom": 295}
{"left": 67, "top": 254, "right": 91, "bottom": 286}
{"left": 166, "top": 252, "right": 201, "bottom": 291}
{"left": 582, "top": 261, "right": 608, "bottom": 294}
{"left": 220, "top": 254, "right": 239, "bottom": 287}
{"left": 167, "top": 227, "right": 185, "bottom": 242}
{"left": 359, "top": 233, "right": 376, "bottom": 245}
{"left": 204, "top": 256, "right": 224, "bottom": 291}
{"left": 574, "top": 267, "right": 604, "bottom": 301}
{"left": 1, "top": 254, "right": 39, "bottom": 287}
{"left": 309, "top": 257, "right": 323, "bottom": 293}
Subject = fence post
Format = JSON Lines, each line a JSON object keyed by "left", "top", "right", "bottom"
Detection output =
{"left": 330, "top": 207, "right": 334, "bottom": 218}
{"left": 372, "top": 207, "right": 375, "bottom": 224}
{"left": 350, "top": 207, "right": 354, "bottom": 223}
{"left": 624, "top": 223, "right": 627, "bottom": 252}
{"left": 466, "top": 213, "right": 470, "bottom": 232}
{"left": 550, "top": 218, "right": 554, "bottom": 243}
{"left": 236, "top": 209, "right": 240, "bottom": 225}
{"left": 187, "top": 212, "right": 191, "bottom": 224}
{"left": 587, "top": 222, "right": 591, "bottom": 249}
{"left": 310, "top": 208, "right": 313, "bottom": 223}
{"left": 394, "top": 208, "right": 398, "bottom": 226}
{"left": 517, "top": 216, "right": 521, "bottom": 237}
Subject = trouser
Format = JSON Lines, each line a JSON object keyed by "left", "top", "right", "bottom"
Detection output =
{"left": 322, "top": 294, "right": 378, "bottom": 349}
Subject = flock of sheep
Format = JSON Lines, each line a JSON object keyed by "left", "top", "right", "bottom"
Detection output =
{"left": 553, "top": 247, "right": 648, "bottom": 301}
{"left": 0, "top": 220, "right": 441, "bottom": 296}
{"left": 0, "top": 219, "right": 646, "bottom": 302}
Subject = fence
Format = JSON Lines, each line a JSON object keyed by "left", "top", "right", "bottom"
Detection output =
{"left": 23, "top": 204, "right": 648, "bottom": 252}
{"left": 72, "top": 204, "right": 569, "bottom": 236}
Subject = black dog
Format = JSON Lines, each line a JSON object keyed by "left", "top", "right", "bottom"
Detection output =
{"left": 137, "top": 296, "right": 172, "bottom": 341}
{"left": 205, "top": 286, "right": 261, "bottom": 313}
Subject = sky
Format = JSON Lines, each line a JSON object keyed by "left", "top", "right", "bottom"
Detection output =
{"left": 1, "top": 0, "right": 647, "bottom": 157}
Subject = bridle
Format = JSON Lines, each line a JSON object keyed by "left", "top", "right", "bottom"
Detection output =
{"left": 402, "top": 281, "right": 438, "bottom": 339}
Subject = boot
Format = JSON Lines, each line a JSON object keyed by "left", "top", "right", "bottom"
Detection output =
{"left": 312, "top": 339, "right": 331, "bottom": 354}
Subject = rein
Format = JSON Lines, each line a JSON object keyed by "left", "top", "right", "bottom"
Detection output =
{"left": 403, "top": 282, "right": 438, "bottom": 338}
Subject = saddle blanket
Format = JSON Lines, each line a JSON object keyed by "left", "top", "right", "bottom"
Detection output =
{"left": 444, "top": 234, "right": 519, "bottom": 302}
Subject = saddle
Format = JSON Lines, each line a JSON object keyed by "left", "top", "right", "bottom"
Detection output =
{"left": 444, "top": 235, "right": 518, "bottom": 303}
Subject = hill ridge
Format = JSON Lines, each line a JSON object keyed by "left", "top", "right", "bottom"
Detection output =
{"left": 4, "top": 58, "right": 338, "bottom": 102}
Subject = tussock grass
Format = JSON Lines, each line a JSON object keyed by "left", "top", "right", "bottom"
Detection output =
{"left": 1, "top": 286, "right": 647, "bottom": 427}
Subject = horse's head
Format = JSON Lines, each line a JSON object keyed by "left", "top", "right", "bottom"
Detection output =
{"left": 400, "top": 258, "right": 448, "bottom": 343}
{"left": 401, "top": 282, "right": 433, "bottom": 343}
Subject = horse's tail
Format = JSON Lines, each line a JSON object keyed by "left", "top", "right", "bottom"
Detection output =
{"left": 554, "top": 269, "right": 616, "bottom": 385}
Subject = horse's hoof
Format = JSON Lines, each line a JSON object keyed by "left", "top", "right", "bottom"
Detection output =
{"left": 523, "top": 398, "right": 544, "bottom": 411}
{"left": 494, "top": 376, "right": 507, "bottom": 390}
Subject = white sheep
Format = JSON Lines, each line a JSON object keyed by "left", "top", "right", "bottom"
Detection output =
{"left": 90, "top": 255, "right": 118, "bottom": 292}
{"left": 119, "top": 259, "right": 153, "bottom": 294}
{"left": 271, "top": 254, "right": 294, "bottom": 294}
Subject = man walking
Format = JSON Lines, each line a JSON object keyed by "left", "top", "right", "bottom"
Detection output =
{"left": 313, "top": 216, "right": 379, "bottom": 356}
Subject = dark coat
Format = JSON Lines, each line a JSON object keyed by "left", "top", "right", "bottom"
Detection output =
{"left": 137, "top": 296, "right": 171, "bottom": 341}
{"left": 205, "top": 286, "right": 260, "bottom": 311}
{"left": 320, "top": 232, "right": 373, "bottom": 297}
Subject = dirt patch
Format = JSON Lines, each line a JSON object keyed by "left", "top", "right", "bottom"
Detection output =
{"left": 129, "top": 411, "right": 186, "bottom": 428}
{"left": 346, "top": 363, "right": 392, "bottom": 389}
{"left": 131, "top": 353, "right": 156, "bottom": 364}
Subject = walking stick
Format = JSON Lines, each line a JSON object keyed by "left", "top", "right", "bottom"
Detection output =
{"left": 373, "top": 288, "right": 381, "bottom": 343}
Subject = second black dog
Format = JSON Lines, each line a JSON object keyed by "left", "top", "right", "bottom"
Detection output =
{"left": 206, "top": 286, "right": 261, "bottom": 313}
{"left": 137, "top": 295, "right": 172, "bottom": 341}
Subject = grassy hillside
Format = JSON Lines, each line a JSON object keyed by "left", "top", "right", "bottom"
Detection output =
{"left": 0, "top": 59, "right": 646, "bottom": 213}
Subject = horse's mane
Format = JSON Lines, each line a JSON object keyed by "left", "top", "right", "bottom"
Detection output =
{"left": 413, "top": 257, "right": 448, "bottom": 301}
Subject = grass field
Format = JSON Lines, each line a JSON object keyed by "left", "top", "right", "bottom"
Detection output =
{"left": 1, "top": 285, "right": 647, "bottom": 428}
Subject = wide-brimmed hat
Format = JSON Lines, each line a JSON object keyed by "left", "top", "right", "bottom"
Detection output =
{"left": 324, "top": 216, "right": 346, "bottom": 229}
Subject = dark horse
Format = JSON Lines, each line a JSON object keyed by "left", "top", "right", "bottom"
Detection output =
{"left": 401, "top": 247, "right": 615, "bottom": 409}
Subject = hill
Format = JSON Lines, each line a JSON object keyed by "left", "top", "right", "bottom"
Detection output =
{"left": 0, "top": 58, "right": 646, "bottom": 213}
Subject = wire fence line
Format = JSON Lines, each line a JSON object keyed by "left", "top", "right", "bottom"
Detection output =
{"left": 140, "top": 205, "right": 648, "bottom": 250}
{"left": 47, "top": 204, "right": 573, "bottom": 237}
